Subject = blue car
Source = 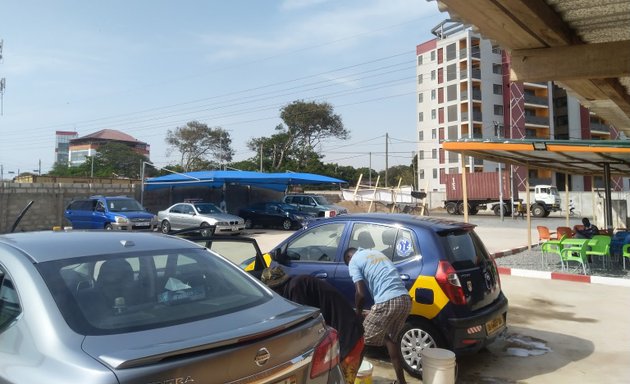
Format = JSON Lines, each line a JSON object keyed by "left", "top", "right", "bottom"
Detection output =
{"left": 64, "top": 195, "right": 158, "bottom": 230}
{"left": 267, "top": 213, "right": 508, "bottom": 378}
{"left": 238, "top": 202, "right": 313, "bottom": 230}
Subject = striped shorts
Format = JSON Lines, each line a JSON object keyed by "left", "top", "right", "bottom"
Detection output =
{"left": 363, "top": 294, "right": 412, "bottom": 346}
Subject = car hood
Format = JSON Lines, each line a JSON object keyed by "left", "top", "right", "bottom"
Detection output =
{"left": 81, "top": 297, "right": 318, "bottom": 370}
{"left": 199, "top": 213, "right": 243, "bottom": 222}
{"left": 113, "top": 211, "right": 155, "bottom": 219}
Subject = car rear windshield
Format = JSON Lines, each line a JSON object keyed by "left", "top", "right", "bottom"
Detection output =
{"left": 37, "top": 248, "right": 270, "bottom": 335}
{"left": 438, "top": 229, "right": 491, "bottom": 269}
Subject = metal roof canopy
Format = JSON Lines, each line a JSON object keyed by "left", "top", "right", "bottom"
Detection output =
{"left": 443, "top": 138, "right": 630, "bottom": 235}
{"left": 442, "top": 139, "right": 630, "bottom": 176}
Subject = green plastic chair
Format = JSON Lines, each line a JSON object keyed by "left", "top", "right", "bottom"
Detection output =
{"left": 585, "top": 235, "right": 611, "bottom": 269}
{"left": 623, "top": 244, "right": 630, "bottom": 270}
{"left": 560, "top": 240, "right": 590, "bottom": 275}
{"left": 541, "top": 235, "right": 566, "bottom": 269}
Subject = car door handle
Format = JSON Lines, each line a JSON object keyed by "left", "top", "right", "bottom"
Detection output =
{"left": 400, "top": 274, "right": 410, "bottom": 281}
{"left": 314, "top": 272, "right": 328, "bottom": 279}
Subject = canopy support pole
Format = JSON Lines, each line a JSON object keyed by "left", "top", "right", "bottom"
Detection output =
{"left": 565, "top": 172, "right": 570, "bottom": 228}
{"left": 526, "top": 167, "right": 531, "bottom": 251}
{"left": 604, "top": 163, "right": 613, "bottom": 232}
{"left": 461, "top": 156, "right": 469, "bottom": 223}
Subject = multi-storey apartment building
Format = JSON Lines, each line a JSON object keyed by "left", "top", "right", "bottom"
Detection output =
{"left": 68, "top": 129, "right": 150, "bottom": 166}
{"left": 54, "top": 130, "right": 78, "bottom": 165}
{"left": 415, "top": 20, "right": 624, "bottom": 193}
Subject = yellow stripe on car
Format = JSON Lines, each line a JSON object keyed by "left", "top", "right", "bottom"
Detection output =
{"left": 408, "top": 276, "right": 449, "bottom": 319}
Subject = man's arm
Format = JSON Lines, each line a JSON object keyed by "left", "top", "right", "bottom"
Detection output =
{"left": 354, "top": 280, "right": 368, "bottom": 317}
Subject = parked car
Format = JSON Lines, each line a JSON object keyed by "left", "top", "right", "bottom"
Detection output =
{"left": 157, "top": 202, "right": 245, "bottom": 235}
{"left": 0, "top": 230, "right": 343, "bottom": 383}
{"left": 283, "top": 194, "right": 348, "bottom": 217}
{"left": 64, "top": 195, "right": 158, "bottom": 231}
{"left": 266, "top": 213, "right": 508, "bottom": 378}
{"left": 238, "top": 202, "right": 313, "bottom": 230}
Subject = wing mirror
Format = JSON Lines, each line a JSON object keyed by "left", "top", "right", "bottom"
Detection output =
{"left": 271, "top": 247, "right": 290, "bottom": 266}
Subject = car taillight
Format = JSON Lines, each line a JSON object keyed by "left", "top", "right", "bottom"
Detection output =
{"left": 435, "top": 260, "right": 467, "bottom": 305}
{"left": 491, "top": 256, "right": 502, "bottom": 289}
{"left": 310, "top": 328, "right": 340, "bottom": 379}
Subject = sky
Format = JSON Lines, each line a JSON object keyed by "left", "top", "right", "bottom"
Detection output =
{"left": 0, "top": 0, "right": 446, "bottom": 176}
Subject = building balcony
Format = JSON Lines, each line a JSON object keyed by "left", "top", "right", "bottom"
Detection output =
{"left": 472, "top": 89, "right": 482, "bottom": 100}
{"left": 590, "top": 121, "right": 610, "bottom": 134}
{"left": 524, "top": 115, "right": 550, "bottom": 126}
{"left": 524, "top": 94, "right": 548, "bottom": 107}
{"left": 461, "top": 111, "right": 483, "bottom": 122}
{"left": 471, "top": 69, "right": 481, "bottom": 79}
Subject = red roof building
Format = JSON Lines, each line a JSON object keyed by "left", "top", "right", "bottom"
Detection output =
{"left": 68, "top": 129, "right": 150, "bottom": 166}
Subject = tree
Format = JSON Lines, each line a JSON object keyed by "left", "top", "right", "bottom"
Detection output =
{"left": 92, "top": 142, "right": 150, "bottom": 178}
{"left": 165, "top": 121, "right": 234, "bottom": 171}
{"left": 247, "top": 101, "right": 348, "bottom": 171}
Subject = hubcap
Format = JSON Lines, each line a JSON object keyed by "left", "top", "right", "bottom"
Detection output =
{"left": 400, "top": 328, "right": 436, "bottom": 374}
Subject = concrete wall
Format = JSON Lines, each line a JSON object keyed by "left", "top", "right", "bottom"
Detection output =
{"left": 0, "top": 182, "right": 140, "bottom": 233}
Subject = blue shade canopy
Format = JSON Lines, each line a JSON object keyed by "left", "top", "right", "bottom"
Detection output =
{"left": 144, "top": 170, "right": 347, "bottom": 192}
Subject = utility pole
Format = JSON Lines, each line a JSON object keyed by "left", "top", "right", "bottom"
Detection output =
{"left": 1, "top": 39, "right": 5, "bottom": 115}
{"left": 369, "top": 152, "right": 372, "bottom": 187}
{"left": 260, "top": 143, "right": 263, "bottom": 173}
{"left": 385, "top": 133, "right": 389, "bottom": 187}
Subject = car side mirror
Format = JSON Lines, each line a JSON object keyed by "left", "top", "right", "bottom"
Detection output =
{"left": 271, "top": 247, "right": 290, "bottom": 266}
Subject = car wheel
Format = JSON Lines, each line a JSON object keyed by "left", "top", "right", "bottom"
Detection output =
{"left": 445, "top": 202, "right": 457, "bottom": 215}
{"left": 282, "top": 219, "right": 293, "bottom": 230}
{"left": 200, "top": 222, "right": 215, "bottom": 236}
{"left": 245, "top": 219, "right": 253, "bottom": 229}
{"left": 104, "top": 223, "right": 113, "bottom": 230}
{"left": 161, "top": 220, "right": 171, "bottom": 234}
{"left": 532, "top": 204, "right": 545, "bottom": 217}
{"left": 399, "top": 319, "right": 445, "bottom": 379}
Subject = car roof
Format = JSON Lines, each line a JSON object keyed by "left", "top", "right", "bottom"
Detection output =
{"left": 0, "top": 231, "right": 198, "bottom": 263}
{"left": 308, "top": 213, "right": 476, "bottom": 233}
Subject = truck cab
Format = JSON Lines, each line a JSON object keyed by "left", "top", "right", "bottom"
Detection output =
{"left": 530, "top": 185, "right": 562, "bottom": 217}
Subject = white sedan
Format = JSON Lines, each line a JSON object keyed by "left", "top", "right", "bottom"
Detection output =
{"left": 157, "top": 202, "right": 245, "bottom": 235}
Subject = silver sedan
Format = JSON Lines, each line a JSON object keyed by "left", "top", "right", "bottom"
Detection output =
{"left": 157, "top": 202, "right": 245, "bottom": 235}
{"left": 0, "top": 231, "right": 343, "bottom": 383}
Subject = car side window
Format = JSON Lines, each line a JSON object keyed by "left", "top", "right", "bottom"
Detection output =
{"left": 0, "top": 269, "right": 22, "bottom": 331}
{"left": 170, "top": 205, "right": 182, "bottom": 214}
{"left": 350, "top": 223, "right": 418, "bottom": 262}
{"left": 285, "top": 223, "right": 345, "bottom": 262}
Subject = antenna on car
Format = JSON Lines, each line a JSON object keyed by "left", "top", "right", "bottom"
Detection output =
{"left": 10, "top": 200, "right": 34, "bottom": 233}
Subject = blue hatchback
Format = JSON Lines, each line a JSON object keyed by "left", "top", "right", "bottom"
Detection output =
{"left": 64, "top": 195, "right": 158, "bottom": 231}
{"left": 267, "top": 213, "right": 508, "bottom": 378}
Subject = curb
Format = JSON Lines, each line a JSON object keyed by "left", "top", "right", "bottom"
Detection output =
{"left": 492, "top": 247, "right": 630, "bottom": 287}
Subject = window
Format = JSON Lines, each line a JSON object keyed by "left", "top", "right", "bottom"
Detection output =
{"left": 494, "top": 104, "right": 504, "bottom": 115}
{"left": 431, "top": 129, "right": 437, "bottom": 139}
{"left": 418, "top": 131, "right": 424, "bottom": 141}
{"left": 430, "top": 50, "right": 435, "bottom": 61}
{"left": 432, "top": 148, "right": 437, "bottom": 159}
{"left": 419, "top": 169, "right": 425, "bottom": 179}
{"left": 0, "top": 269, "right": 21, "bottom": 330}
{"left": 493, "top": 84, "right": 503, "bottom": 95}
{"left": 284, "top": 223, "right": 345, "bottom": 262}
{"left": 431, "top": 109, "right": 436, "bottom": 120}
{"left": 447, "top": 105, "right": 458, "bottom": 122}
{"left": 349, "top": 224, "right": 418, "bottom": 262}
{"left": 418, "top": 150, "right": 424, "bottom": 160}
{"left": 433, "top": 168, "right": 438, "bottom": 178}
{"left": 447, "top": 125, "right": 458, "bottom": 140}
{"left": 446, "top": 63, "right": 457, "bottom": 81}
{"left": 492, "top": 63, "right": 502, "bottom": 74}
{"left": 431, "top": 89, "right": 436, "bottom": 100}
{"left": 447, "top": 84, "right": 457, "bottom": 101}
{"left": 431, "top": 70, "right": 436, "bottom": 81}
{"left": 417, "top": 55, "right": 423, "bottom": 65}
{"left": 418, "top": 93, "right": 423, "bottom": 103}
{"left": 418, "top": 74, "right": 423, "bottom": 84}
{"left": 491, "top": 45, "right": 502, "bottom": 54}
{"left": 418, "top": 112, "right": 424, "bottom": 122}
{"left": 446, "top": 43, "right": 456, "bottom": 61}
{"left": 449, "top": 150, "right": 459, "bottom": 163}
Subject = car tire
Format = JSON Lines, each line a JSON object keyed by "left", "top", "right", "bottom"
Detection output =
{"left": 282, "top": 219, "right": 293, "bottom": 230}
{"left": 399, "top": 319, "right": 445, "bottom": 379}
{"left": 445, "top": 202, "right": 457, "bottom": 215}
{"left": 161, "top": 220, "right": 171, "bottom": 234}
{"left": 200, "top": 222, "right": 215, "bottom": 236}
{"left": 531, "top": 204, "right": 545, "bottom": 217}
{"left": 104, "top": 223, "right": 113, "bottom": 230}
{"left": 245, "top": 219, "right": 253, "bottom": 229}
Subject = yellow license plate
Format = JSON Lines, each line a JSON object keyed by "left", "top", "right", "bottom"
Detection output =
{"left": 485, "top": 315, "right": 505, "bottom": 335}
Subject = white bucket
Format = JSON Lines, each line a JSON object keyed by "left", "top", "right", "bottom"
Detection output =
{"left": 421, "top": 348, "right": 456, "bottom": 384}
{"left": 354, "top": 360, "right": 373, "bottom": 384}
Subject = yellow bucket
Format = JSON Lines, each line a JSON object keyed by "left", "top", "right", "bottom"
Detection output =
{"left": 354, "top": 360, "right": 373, "bottom": 384}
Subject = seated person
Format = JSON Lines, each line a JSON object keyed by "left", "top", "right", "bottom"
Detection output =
{"left": 575, "top": 217, "right": 599, "bottom": 239}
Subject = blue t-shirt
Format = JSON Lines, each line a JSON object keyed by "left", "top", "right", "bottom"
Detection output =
{"left": 348, "top": 249, "right": 408, "bottom": 304}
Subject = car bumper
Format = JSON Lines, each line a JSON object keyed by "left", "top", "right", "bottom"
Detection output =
{"left": 446, "top": 293, "right": 509, "bottom": 354}
{"left": 215, "top": 224, "right": 245, "bottom": 234}
{"left": 111, "top": 223, "right": 158, "bottom": 231}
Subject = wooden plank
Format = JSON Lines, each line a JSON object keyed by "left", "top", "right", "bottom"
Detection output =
{"left": 510, "top": 41, "right": 630, "bottom": 82}
{"left": 438, "top": 0, "right": 543, "bottom": 48}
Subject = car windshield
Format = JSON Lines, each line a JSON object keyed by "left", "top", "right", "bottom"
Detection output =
{"left": 438, "top": 230, "right": 491, "bottom": 269}
{"left": 276, "top": 203, "right": 297, "bottom": 211}
{"left": 195, "top": 203, "right": 222, "bottom": 214}
{"left": 37, "top": 247, "right": 270, "bottom": 335}
{"left": 107, "top": 198, "right": 145, "bottom": 212}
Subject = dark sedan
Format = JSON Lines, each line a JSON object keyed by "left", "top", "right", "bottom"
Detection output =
{"left": 238, "top": 202, "right": 313, "bottom": 230}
